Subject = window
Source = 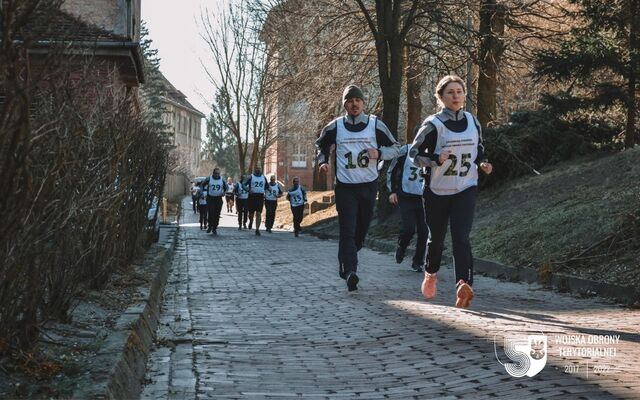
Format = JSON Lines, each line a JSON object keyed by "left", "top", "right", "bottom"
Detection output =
{"left": 291, "top": 142, "right": 306, "bottom": 168}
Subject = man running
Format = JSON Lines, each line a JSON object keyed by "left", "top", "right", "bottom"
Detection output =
{"left": 315, "top": 84, "right": 400, "bottom": 291}
{"left": 234, "top": 174, "right": 249, "bottom": 230}
{"left": 205, "top": 167, "right": 228, "bottom": 235}
{"left": 387, "top": 143, "right": 427, "bottom": 272}
{"left": 286, "top": 177, "right": 307, "bottom": 237}
{"left": 264, "top": 175, "right": 284, "bottom": 233}
{"left": 190, "top": 181, "right": 200, "bottom": 214}
{"left": 198, "top": 185, "right": 208, "bottom": 231}
{"left": 243, "top": 166, "right": 269, "bottom": 236}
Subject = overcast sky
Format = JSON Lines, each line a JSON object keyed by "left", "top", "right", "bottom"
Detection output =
{"left": 142, "top": 0, "right": 220, "bottom": 119}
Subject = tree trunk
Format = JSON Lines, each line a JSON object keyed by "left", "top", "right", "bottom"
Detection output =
{"left": 356, "top": 0, "right": 417, "bottom": 219}
{"left": 237, "top": 141, "right": 246, "bottom": 176}
{"left": 476, "top": 0, "right": 505, "bottom": 128}
{"left": 405, "top": 45, "right": 422, "bottom": 143}
{"left": 375, "top": 3, "right": 405, "bottom": 220}
{"left": 625, "top": 0, "right": 639, "bottom": 149}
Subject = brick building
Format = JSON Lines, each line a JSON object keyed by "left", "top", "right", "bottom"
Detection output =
{"left": 262, "top": 74, "right": 331, "bottom": 191}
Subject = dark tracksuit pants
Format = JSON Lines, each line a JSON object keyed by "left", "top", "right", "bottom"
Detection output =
{"left": 264, "top": 200, "right": 278, "bottom": 230}
{"left": 236, "top": 198, "right": 248, "bottom": 227}
{"left": 199, "top": 203, "right": 208, "bottom": 228}
{"left": 335, "top": 181, "right": 377, "bottom": 279}
{"left": 398, "top": 194, "right": 428, "bottom": 267}
{"left": 291, "top": 205, "right": 304, "bottom": 233}
{"left": 207, "top": 196, "right": 223, "bottom": 230}
{"left": 192, "top": 195, "right": 198, "bottom": 213}
{"left": 424, "top": 186, "right": 477, "bottom": 286}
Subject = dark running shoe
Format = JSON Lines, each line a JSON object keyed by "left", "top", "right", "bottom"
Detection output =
{"left": 411, "top": 262, "right": 423, "bottom": 273}
{"left": 207, "top": 227, "right": 212, "bottom": 233}
{"left": 238, "top": 226, "right": 242, "bottom": 230}
{"left": 395, "top": 246, "right": 405, "bottom": 264}
{"left": 212, "top": 229, "right": 217, "bottom": 236}
{"left": 255, "top": 230, "right": 261, "bottom": 236}
{"left": 294, "top": 231, "right": 299, "bottom": 237}
{"left": 346, "top": 272, "right": 359, "bottom": 292}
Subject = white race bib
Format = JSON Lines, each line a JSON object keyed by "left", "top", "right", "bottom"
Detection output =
{"left": 335, "top": 116, "right": 379, "bottom": 184}
{"left": 428, "top": 112, "right": 479, "bottom": 195}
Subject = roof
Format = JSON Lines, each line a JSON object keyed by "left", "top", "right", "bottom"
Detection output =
{"left": 22, "top": 6, "right": 129, "bottom": 43}
{"left": 14, "top": 5, "right": 144, "bottom": 84}
{"left": 158, "top": 73, "right": 206, "bottom": 118}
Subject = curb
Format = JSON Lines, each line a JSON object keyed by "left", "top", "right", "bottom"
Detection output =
{"left": 473, "top": 258, "right": 640, "bottom": 306}
{"left": 306, "top": 226, "right": 640, "bottom": 306}
{"left": 72, "top": 224, "right": 179, "bottom": 399}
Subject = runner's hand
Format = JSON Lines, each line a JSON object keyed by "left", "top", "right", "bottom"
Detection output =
{"left": 319, "top": 164, "right": 329, "bottom": 174}
{"left": 439, "top": 149, "right": 452, "bottom": 164}
{"left": 480, "top": 162, "right": 493, "bottom": 175}
{"left": 367, "top": 148, "right": 380, "bottom": 160}
{"left": 388, "top": 193, "right": 398, "bottom": 205}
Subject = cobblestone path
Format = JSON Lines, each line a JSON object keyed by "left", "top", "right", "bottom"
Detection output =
{"left": 142, "top": 198, "right": 640, "bottom": 399}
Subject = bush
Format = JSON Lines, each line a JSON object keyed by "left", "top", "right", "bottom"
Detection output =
{"left": 481, "top": 109, "right": 616, "bottom": 186}
{"left": 0, "top": 51, "right": 169, "bottom": 350}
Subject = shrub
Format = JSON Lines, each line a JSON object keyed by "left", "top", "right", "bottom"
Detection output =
{"left": 481, "top": 109, "right": 618, "bottom": 186}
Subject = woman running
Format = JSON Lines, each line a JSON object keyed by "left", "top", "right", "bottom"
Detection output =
{"left": 409, "top": 75, "right": 493, "bottom": 308}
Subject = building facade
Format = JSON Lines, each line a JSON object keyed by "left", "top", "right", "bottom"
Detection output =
{"left": 263, "top": 101, "right": 321, "bottom": 190}
{"left": 158, "top": 74, "right": 206, "bottom": 200}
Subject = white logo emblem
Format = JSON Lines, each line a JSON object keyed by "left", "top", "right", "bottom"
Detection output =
{"left": 495, "top": 334, "right": 547, "bottom": 377}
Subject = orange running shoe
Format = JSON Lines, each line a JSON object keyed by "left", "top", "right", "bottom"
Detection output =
{"left": 455, "top": 280, "right": 474, "bottom": 308}
{"left": 421, "top": 273, "right": 437, "bottom": 299}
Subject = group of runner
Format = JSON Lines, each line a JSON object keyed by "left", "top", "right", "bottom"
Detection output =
{"left": 190, "top": 75, "right": 492, "bottom": 309}
{"left": 315, "top": 76, "right": 493, "bottom": 308}
{"left": 190, "top": 166, "right": 308, "bottom": 237}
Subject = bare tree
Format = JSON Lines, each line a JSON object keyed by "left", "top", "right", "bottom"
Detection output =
{"left": 201, "top": 0, "right": 275, "bottom": 175}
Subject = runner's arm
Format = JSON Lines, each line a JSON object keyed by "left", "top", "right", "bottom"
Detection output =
{"left": 315, "top": 120, "right": 337, "bottom": 167}
{"left": 409, "top": 121, "right": 440, "bottom": 168}
{"left": 374, "top": 119, "right": 400, "bottom": 160}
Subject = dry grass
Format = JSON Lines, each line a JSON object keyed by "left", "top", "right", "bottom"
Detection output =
{"left": 471, "top": 148, "right": 640, "bottom": 287}
{"left": 272, "top": 190, "right": 337, "bottom": 230}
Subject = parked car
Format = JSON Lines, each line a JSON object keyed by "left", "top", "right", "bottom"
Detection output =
{"left": 147, "top": 196, "right": 160, "bottom": 242}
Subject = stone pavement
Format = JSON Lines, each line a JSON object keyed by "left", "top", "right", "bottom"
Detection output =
{"left": 141, "top": 197, "right": 640, "bottom": 399}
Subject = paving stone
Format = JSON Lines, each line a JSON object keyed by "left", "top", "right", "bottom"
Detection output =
{"left": 141, "top": 197, "right": 640, "bottom": 399}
